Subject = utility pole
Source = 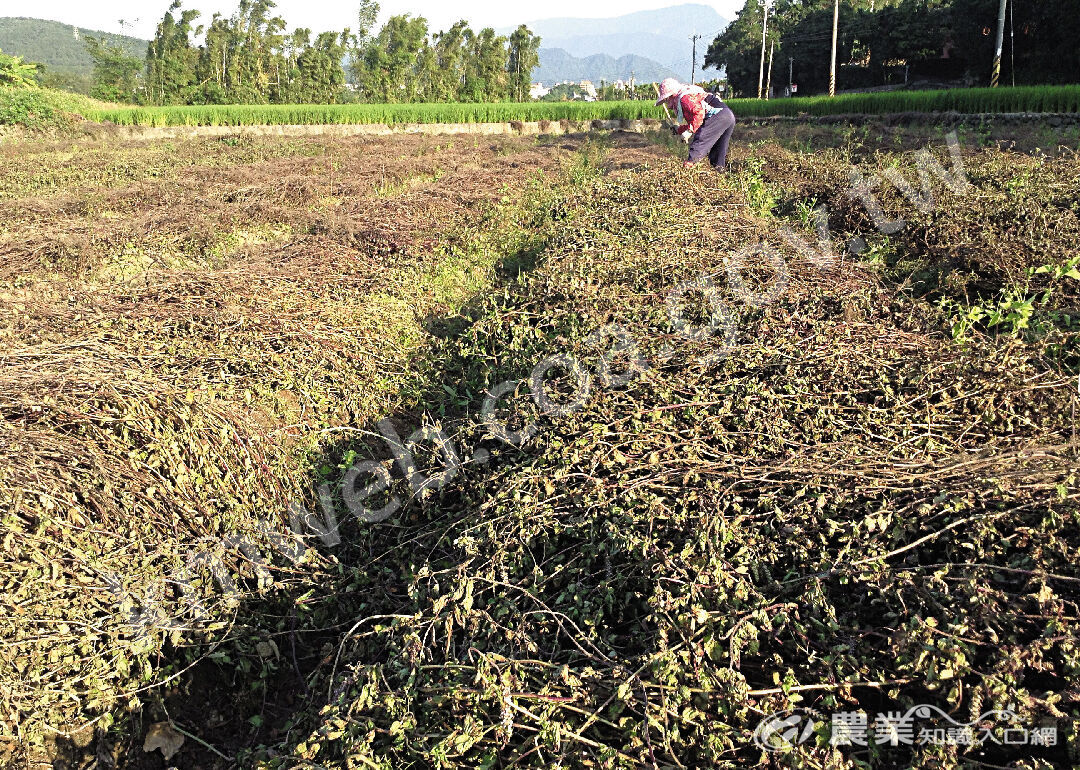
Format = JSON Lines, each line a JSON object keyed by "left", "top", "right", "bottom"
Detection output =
{"left": 789, "top": 56, "right": 794, "bottom": 95}
{"left": 689, "top": 34, "right": 702, "bottom": 84}
{"left": 829, "top": 0, "right": 839, "bottom": 96}
{"left": 758, "top": 0, "right": 770, "bottom": 99}
{"left": 765, "top": 41, "right": 775, "bottom": 99}
{"left": 1009, "top": 0, "right": 1016, "bottom": 87}
{"left": 991, "top": 0, "right": 1007, "bottom": 87}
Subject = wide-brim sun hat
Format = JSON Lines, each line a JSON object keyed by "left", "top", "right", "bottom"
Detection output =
{"left": 655, "top": 77, "right": 682, "bottom": 106}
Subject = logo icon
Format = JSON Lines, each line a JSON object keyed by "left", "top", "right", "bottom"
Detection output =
{"left": 753, "top": 709, "right": 821, "bottom": 752}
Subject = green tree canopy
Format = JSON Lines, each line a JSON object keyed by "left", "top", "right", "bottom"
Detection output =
{"left": 507, "top": 25, "right": 542, "bottom": 103}
{"left": 121, "top": 0, "right": 543, "bottom": 105}
{"left": 85, "top": 35, "right": 142, "bottom": 101}
{"left": 0, "top": 47, "right": 39, "bottom": 88}
{"left": 146, "top": 0, "right": 202, "bottom": 104}
{"left": 706, "top": 0, "right": 1079, "bottom": 97}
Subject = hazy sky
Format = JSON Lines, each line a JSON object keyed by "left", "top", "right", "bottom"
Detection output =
{"left": 21, "top": 0, "right": 746, "bottom": 40}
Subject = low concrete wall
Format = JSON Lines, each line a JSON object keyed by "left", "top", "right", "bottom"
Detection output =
{"left": 101, "top": 118, "right": 667, "bottom": 142}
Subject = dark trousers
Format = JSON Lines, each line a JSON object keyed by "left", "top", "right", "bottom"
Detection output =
{"left": 687, "top": 107, "right": 736, "bottom": 170}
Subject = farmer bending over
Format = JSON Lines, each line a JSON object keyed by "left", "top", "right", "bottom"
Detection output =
{"left": 656, "top": 77, "right": 736, "bottom": 171}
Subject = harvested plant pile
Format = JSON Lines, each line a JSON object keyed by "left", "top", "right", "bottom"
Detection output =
{"left": 259, "top": 147, "right": 1079, "bottom": 767}
{"left": 1, "top": 128, "right": 1077, "bottom": 768}
{"left": 737, "top": 139, "right": 1080, "bottom": 342}
{"left": 0, "top": 132, "right": 665, "bottom": 756}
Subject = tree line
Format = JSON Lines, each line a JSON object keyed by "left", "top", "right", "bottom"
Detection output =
{"left": 706, "top": 0, "right": 1080, "bottom": 98}
{"left": 85, "top": 0, "right": 541, "bottom": 105}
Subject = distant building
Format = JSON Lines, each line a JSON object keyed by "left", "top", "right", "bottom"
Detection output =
{"left": 578, "top": 80, "right": 597, "bottom": 98}
{"left": 530, "top": 83, "right": 550, "bottom": 99}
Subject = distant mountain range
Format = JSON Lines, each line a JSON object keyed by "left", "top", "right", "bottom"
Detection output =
{"left": 534, "top": 48, "right": 676, "bottom": 85}
{"left": 509, "top": 4, "right": 729, "bottom": 84}
{"left": 0, "top": 17, "right": 146, "bottom": 77}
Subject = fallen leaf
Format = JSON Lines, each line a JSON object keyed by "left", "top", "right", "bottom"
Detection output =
{"left": 143, "top": 721, "right": 185, "bottom": 761}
